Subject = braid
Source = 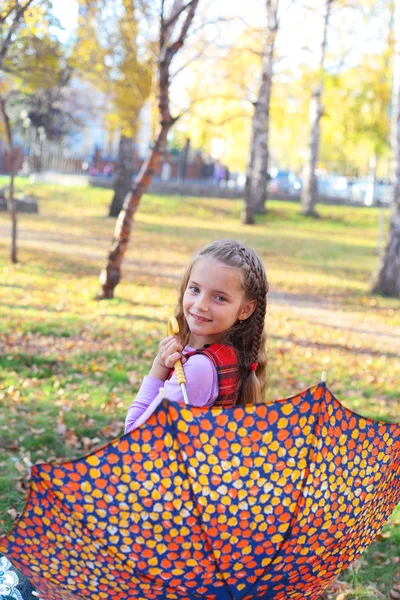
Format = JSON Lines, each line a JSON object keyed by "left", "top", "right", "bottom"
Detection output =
{"left": 225, "top": 243, "right": 269, "bottom": 405}
{"left": 249, "top": 255, "right": 268, "bottom": 365}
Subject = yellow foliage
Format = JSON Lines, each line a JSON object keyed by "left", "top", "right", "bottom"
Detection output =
{"left": 177, "top": 28, "right": 263, "bottom": 171}
{"left": 22, "top": 3, "right": 50, "bottom": 36}
{"left": 72, "top": 0, "right": 152, "bottom": 137}
{"left": 320, "top": 51, "right": 391, "bottom": 175}
{"left": 174, "top": 16, "right": 392, "bottom": 177}
{"left": 1, "top": 2, "right": 68, "bottom": 101}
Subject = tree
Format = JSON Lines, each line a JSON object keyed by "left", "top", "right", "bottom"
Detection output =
{"left": 73, "top": 0, "right": 153, "bottom": 217}
{"left": 97, "top": 0, "right": 199, "bottom": 299}
{"left": 300, "top": 0, "right": 333, "bottom": 217}
{"left": 0, "top": 0, "right": 45, "bottom": 263}
{"left": 320, "top": 58, "right": 391, "bottom": 177}
{"left": 243, "top": 0, "right": 278, "bottom": 224}
{"left": 170, "top": 26, "right": 263, "bottom": 173}
{"left": 7, "top": 44, "right": 81, "bottom": 178}
{"left": 20, "top": 63, "right": 75, "bottom": 141}
{"left": 370, "top": 0, "right": 400, "bottom": 297}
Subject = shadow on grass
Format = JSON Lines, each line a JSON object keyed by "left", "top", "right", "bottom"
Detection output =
{"left": 0, "top": 354, "right": 59, "bottom": 376}
{"left": 0, "top": 283, "right": 34, "bottom": 290}
{"left": 9, "top": 245, "right": 183, "bottom": 286}
{"left": 0, "top": 302, "right": 167, "bottom": 327}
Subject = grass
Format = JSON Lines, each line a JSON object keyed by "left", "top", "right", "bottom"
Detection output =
{"left": 0, "top": 176, "right": 399, "bottom": 598}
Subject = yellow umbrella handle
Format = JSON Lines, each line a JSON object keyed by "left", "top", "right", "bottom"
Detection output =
{"left": 168, "top": 316, "right": 186, "bottom": 386}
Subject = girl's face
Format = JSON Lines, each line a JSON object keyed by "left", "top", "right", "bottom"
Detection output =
{"left": 183, "top": 258, "right": 256, "bottom": 348}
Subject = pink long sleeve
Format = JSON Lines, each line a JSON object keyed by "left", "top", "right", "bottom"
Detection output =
{"left": 124, "top": 350, "right": 219, "bottom": 433}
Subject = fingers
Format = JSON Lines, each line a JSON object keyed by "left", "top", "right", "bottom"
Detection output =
{"left": 165, "top": 352, "right": 183, "bottom": 368}
{"left": 158, "top": 336, "right": 184, "bottom": 369}
{"left": 159, "top": 336, "right": 182, "bottom": 352}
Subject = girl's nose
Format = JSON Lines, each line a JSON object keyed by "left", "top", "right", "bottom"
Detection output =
{"left": 195, "top": 296, "right": 209, "bottom": 311}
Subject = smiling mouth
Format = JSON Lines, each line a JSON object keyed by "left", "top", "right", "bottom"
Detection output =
{"left": 190, "top": 313, "right": 211, "bottom": 322}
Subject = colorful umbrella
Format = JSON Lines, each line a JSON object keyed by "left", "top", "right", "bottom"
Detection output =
{"left": 0, "top": 382, "right": 399, "bottom": 600}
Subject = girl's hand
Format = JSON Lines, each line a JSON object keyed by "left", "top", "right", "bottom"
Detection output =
{"left": 149, "top": 336, "right": 186, "bottom": 381}
{"left": 157, "top": 335, "right": 185, "bottom": 368}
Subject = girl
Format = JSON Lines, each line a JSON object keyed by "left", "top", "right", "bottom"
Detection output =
{"left": 125, "top": 239, "right": 269, "bottom": 433}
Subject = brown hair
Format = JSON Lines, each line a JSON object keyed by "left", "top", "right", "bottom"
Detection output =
{"left": 174, "top": 239, "right": 269, "bottom": 405}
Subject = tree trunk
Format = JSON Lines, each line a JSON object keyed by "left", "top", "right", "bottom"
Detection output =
{"left": 301, "top": 91, "right": 323, "bottom": 216}
{"left": 364, "top": 154, "right": 377, "bottom": 206}
{"left": 301, "top": 0, "right": 333, "bottom": 217}
{"left": 371, "top": 0, "right": 400, "bottom": 297}
{"left": 97, "top": 126, "right": 169, "bottom": 298}
{"left": 109, "top": 135, "right": 134, "bottom": 217}
{"left": 370, "top": 190, "right": 400, "bottom": 296}
{"left": 178, "top": 137, "right": 190, "bottom": 182}
{"left": 242, "top": 0, "right": 278, "bottom": 224}
{"left": 0, "top": 96, "right": 18, "bottom": 264}
{"left": 9, "top": 165, "right": 17, "bottom": 264}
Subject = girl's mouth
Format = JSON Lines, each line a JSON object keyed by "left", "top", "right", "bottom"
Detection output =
{"left": 190, "top": 312, "right": 211, "bottom": 322}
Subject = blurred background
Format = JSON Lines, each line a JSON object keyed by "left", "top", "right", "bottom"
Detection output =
{"left": 0, "top": 0, "right": 396, "bottom": 206}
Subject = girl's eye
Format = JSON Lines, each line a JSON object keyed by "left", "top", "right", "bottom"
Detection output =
{"left": 189, "top": 285, "right": 199, "bottom": 293}
{"left": 215, "top": 295, "right": 226, "bottom": 302}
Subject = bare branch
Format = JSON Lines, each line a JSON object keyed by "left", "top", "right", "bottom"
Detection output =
{"left": 205, "top": 112, "right": 252, "bottom": 126}
{"left": 0, "top": 0, "right": 36, "bottom": 68}
{"left": 160, "top": 0, "right": 166, "bottom": 54}
{"left": 188, "top": 15, "right": 256, "bottom": 42}
{"left": 164, "top": 0, "right": 195, "bottom": 30}
{"left": 165, "top": 0, "right": 199, "bottom": 65}
{"left": 169, "top": 36, "right": 212, "bottom": 79}
{"left": 276, "top": 0, "right": 296, "bottom": 28}
{"left": 0, "top": 3, "right": 18, "bottom": 25}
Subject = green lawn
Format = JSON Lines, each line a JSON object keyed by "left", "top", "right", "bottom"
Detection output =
{"left": 0, "top": 177, "right": 399, "bottom": 599}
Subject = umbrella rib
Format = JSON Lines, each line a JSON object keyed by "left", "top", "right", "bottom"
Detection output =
{"left": 236, "top": 383, "right": 328, "bottom": 600}
{"left": 168, "top": 407, "right": 235, "bottom": 600}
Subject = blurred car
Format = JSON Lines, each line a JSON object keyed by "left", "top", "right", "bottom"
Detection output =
{"left": 317, "top": 175, "right": 349, "bottom": 198}
{"left": 349, "top": 178, "right": 393, "bottom": 205}
{"left": 269, "top": 170, "right": 301, "bottom": 195}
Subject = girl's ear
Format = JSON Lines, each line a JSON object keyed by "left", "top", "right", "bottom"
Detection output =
{"left": 238, "top": 299, "right": 257, "bottom": 321}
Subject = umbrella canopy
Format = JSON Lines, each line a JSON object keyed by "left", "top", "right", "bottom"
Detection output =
{"left": 0, "top": 382, "right": 399, "bottom": 600}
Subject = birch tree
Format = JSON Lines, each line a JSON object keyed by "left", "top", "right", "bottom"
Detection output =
{"left": 97, "top": 0, "right": 200, "bottom": 299}
{"left": 370, "top": 0, "right": 400, "bottom": 296}
{"left": 243, "top": 0, "right": 278, "bottom": 225}
{"left": 300, "top": 0, "right": 333, "bottom": 217}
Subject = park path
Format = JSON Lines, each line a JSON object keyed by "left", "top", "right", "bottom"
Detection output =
{"left": 268, "top": 291, "right": 400, "bottom": 358}
{"left": 269, "top": 291, "right": 400, "bottom": 353}
{"left": 0, "top": 222, "right": 399, "bottom": 354}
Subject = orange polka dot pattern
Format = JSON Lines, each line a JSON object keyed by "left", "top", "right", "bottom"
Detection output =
{"left": 0, "top": 383, "right": 399, "bottom": 600}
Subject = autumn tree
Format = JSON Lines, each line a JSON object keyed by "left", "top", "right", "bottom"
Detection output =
{"left": 171, "top": 26, "right": 263, "bottom": 174}
{"left": 319, "top": 59, "right": 390, "bottom": 178}
{"left": 97, "top": 0, "right": 199, "bottom": 299}
{"left": 73, "top": 0, "right": 153, "bottom": 217}
{"left": 0, "top": 0, "right": 36, "bottom": 264}
{"left": 300, "top": 0, "right": 333, "bottom": 217}
{"left": 370, "top": 0, "right": 400, "bottom": 296}
{"left": 8, "top": 38, "right": 79, "bottom": 179}
{"left": 243, "top": 0, "right": 278, "bottom": 224}
{"left": 0, "top": 0, "right": 63, "bottom": 263}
